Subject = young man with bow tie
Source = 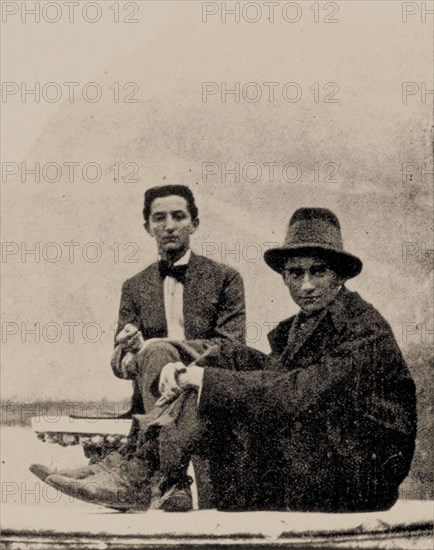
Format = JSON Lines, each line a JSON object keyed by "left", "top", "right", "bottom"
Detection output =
{"left": 111, "top": 185, "right": 246, "bottom": 417}
{"left": 30, "top": 185, "right": 246, "bottom": 511}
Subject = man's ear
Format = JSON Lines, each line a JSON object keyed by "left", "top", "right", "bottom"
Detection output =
{"left": 191, "top": 217, "right": 200, "bottom": 233}
{"left": 335, "top": 271, "right": 348, "bottom": 287}
{"left": 144, "top": 222, "right": 152, "bottom": 236}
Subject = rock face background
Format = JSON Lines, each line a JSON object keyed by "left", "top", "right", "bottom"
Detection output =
{"left": 1, "top": 2, "right": 432, "bottom": 498}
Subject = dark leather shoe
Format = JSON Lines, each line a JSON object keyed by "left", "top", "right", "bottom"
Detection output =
{"left": 151, "top": 476, "right": 193, "bottom": 512}
{"left": 29, "top": 464, "right": 55, "bottom": 482}
{"left": 29, "top": 451, "right": 124, "bottom": 482}
{"left": 30, "top": 463, "right": 100, "bottom": 482}
{"left": 158, "top": 486, "right": 193, "bottom": 512}
{"left": 45, "top": 455, "right": 153, "bottom": 510}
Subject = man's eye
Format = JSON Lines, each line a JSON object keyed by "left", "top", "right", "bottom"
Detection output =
{"left": 288, "top": 269, "right": 303, "bottom": 278}
{"left": 311, "top": 266, "right": 328, "bottom": 276}
{"left": 173, "top": 212, "right": 187, "bottom": 221}
{"left": 152, "top": 214, "right": 166, "bottom": 223}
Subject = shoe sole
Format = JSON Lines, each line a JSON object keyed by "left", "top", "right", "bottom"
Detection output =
{"left": 46, "top": 476, "right": 149, "bottom": 511}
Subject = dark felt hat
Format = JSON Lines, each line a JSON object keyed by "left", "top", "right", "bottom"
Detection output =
{"left": 263, "top": 208, "right": 362, "bottom": 278}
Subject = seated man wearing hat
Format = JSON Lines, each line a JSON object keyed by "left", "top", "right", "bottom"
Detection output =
{"left": 41, "top": 208, "right": 417, "bottom": 513}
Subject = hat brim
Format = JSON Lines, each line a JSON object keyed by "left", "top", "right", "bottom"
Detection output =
{"left": 264, "top": 245, "right": 362, "bottom": 279}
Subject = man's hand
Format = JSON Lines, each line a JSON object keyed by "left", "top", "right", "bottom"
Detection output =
{"left": 177, "top": 365, "right": 204, "bottom": 390}
{"left": 157, "top": 362, "right": 184, "bottom": 405}
{"left": 120, "top": 351, "right": 138, "bottom": 378}
{"left": 117, "top": 324, "right": 167, "bottom": 355}
{"left": 116, "top": 323, "right": 145, "bottom": 353}
{"left": 157, "top": 362, "right": 204, "bottom": 406}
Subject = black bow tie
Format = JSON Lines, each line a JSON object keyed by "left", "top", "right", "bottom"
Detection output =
{"left": 159, "top": 261, "right": 188, "bottom": 283}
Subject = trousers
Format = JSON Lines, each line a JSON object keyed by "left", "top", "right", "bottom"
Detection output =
{"left": 130, "top": 340, "right": 215, "bottom": 507}
{"left": 133, "top": 340, "right": 212, "bottom": 412}
{"left": 128, "top": 341, "right": 271, "bottom": 511}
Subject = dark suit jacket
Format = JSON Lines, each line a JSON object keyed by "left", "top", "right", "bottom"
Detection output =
{"left": 199, "top": 287, "right": 417, "bottom": 512}
{"left": 114, "top": 252, "right": 246, "bottom": 414}
{"left": 116, "top": 252, "right": 245, "bottom": 344}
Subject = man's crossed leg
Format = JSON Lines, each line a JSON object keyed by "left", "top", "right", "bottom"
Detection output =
{"left": 30, "top": 340, "right": 216, "bottom": 511}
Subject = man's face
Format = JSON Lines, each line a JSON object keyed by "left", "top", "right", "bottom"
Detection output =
{"left": 145, "top": 195, "right": 198, "bottom": 258}
{"left": 283, "top": 254, "right": 345, "bottom": 315}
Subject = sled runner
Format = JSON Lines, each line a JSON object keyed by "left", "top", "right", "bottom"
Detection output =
{"left": 31, "top": 415, "right": 131, "bottom": 463}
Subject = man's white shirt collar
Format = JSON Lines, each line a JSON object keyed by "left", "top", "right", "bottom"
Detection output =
{"left": 173, "top": 249, "right": 191, "bottom": 266}
{"left": 159, "top": 249, "right": 191, "bottom": 266}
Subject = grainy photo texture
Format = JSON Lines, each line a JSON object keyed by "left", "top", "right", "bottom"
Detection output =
{"left": 1, "top": 1, "right": 433, "bottom": 548}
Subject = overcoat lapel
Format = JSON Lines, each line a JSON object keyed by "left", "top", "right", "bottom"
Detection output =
{"left": 280, "top": 308, "right": 328, "bottom": 364}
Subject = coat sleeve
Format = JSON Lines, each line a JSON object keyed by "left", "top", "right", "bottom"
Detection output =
{"left": 199, "top": 324, "right": 416, "bottom": 438}
{"left": 210, "top": 269, "right": 246, "bottom": 345}
{"left": 116, "top": 279, "right": 140, "bottom": 337}
{"left": 111, "top": 279, "right": 140, "bottom": 379}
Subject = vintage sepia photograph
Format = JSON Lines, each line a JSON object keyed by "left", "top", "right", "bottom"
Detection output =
{"left": 1, "top": 1, "right": 433, "bottom": 548}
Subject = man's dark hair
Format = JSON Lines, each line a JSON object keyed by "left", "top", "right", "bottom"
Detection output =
{"left": 143, "top": 185, "right": 199, "bottom": 223}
